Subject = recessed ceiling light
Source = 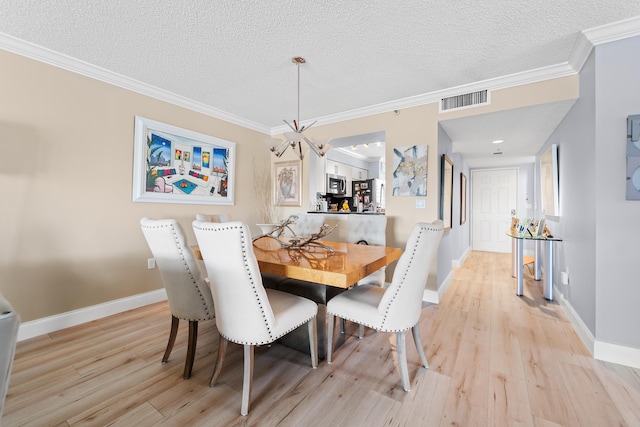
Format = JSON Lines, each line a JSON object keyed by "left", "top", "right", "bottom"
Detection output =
{"left": 492, "top": 139, "right": 504, "bottom": 144}
{"left": 363, "top": 143, "right": 369, "bottom": 148}
{"left": 351, "top": 145, "right": 357, "bottom": 150}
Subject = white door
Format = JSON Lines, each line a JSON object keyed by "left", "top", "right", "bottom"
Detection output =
{"left": 471, "top": 169, "right": 517, "bottom": 253}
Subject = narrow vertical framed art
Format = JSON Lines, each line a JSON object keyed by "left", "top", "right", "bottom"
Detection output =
{"left": 460, "top": 172, "right": 467, "bottom": 225}
{"left": 440, "top": 154, "right": 453, "bottom": 231}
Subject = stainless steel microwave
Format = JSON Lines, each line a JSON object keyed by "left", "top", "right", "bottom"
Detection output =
{"left": 326, "top": 173, "right": 347, "bottom": 195}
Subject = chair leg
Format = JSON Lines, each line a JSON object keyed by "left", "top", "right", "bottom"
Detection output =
{"left": 240, "top": 345, "right": 254, "bottom": 416}
{"left": 308, "top": 317, "right": 318, "bottom": 368}
{"left": 358, "top": 324, "right": 365, "bottom": 339}
{"left": 209, "top": 335, "right": 227, "bottom": 387}
{"left": 340, "top": 318, "right": 346, "bottom": 334}
{"left": 183, "top": 320, "right": 198, "bottom": 379}
{"left": 327, "top": 314, "right": 335, "bottom": 364}
{"left": 162, "top": 315, "right": 179, "bottom": 364}
{"left": 411, "top": 323, "right": 429, "bottom": 369}
{"left": 396, "top": 331, "right": 410, "bottom": 392}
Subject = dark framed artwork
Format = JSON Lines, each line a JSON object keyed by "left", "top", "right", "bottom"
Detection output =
{"left": 440, "top": 154, "right": 453, "bottom": 231}
{"left": 460, "top": 172, "right": 467, "bottom": 225}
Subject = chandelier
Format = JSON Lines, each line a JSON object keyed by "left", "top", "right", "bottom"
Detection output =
{"left": 264, "top": 57, "right": 332, "bottom": 160}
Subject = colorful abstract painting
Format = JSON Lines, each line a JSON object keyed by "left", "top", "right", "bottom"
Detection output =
{"left": 392, "top": 145, "right": 428, "bottom": 197}
{"left": 133, "top": 116, "right": 236, "bottom": 205}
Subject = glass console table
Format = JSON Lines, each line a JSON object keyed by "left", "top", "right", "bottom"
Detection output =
{"left": 506, "top": 232, "right": 562, "bottom": 301}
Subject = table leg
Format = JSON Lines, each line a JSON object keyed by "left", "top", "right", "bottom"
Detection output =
{"left": 511, "top": 238, "right": 517, "bottom": 278}
{"left": 267, "top": 276, "right": 344, "bottom": 359}
{"left": 544, "top": 240, "right": 554, "bottom": 301}
{"left": 534, "top": 240, "right": 542, "bottom": 281}
{"left": 516, "top": 238, "right": 524, "bottom": 296}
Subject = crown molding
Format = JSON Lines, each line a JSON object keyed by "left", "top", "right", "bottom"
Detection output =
{"left": 0, "top": 32, "right": 271, "bottom": 135}
{"left": 570, "top": 15, "right": 640, "bottom": 73}
{"left": 4, "top": 15, "right": 640, "bottom": 137}
{"left": 271, "top": 62, "right": 577, "bottom": 135}
{"left": 583, "top": 14, "right": 640, "bottom": 46}
{"left": 568, "top": 32, "right": 594, "bottom": 72}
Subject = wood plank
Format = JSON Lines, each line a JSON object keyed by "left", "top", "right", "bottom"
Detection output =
{"left": 4, "top": 250, "right": 640, "bottom": 425}
{"left": 488, "top": 371, "right": 534, "bottom": 426}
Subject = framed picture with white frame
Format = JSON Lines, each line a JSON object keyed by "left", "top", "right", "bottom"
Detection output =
{"left": 132, "top": 116, "right": 235, "bottom": 205}
{"left": 274, "top": 159, "right": 302, "bottom": 206}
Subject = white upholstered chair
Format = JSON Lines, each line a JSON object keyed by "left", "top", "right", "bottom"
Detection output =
{"left": 195, "top": 213, "right": 232, "bottom": 223}
{"left": 346, "top": 214, "right": 388, "bottom": 338}
{"left": 140, "top": 218, "right": 215, "bottom": 379}
{"left": 326, "top": 220, "right": 444, "bottom": 391}
{"left": 192, "top": 220, "right": 318, "bottom": 416}
{"left": 0, "top": 292, "right": 20, "bottom": 421}
{"left": 347, "top": 214, "right": 388, "bottom": 287}
{"left": 289, "top": 213, "right": 325, "bottom": 237}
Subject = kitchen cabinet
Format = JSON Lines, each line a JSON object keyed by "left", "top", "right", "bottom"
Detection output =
{"left": 312, "top": 155, "right": 326, "bottom": 196}
{"left": 351, "top": 166, "right": 368, "bottom": 181}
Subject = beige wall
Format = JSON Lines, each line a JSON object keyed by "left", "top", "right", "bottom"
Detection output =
{"left": 0, "top": 50, "right": 270, "bottom": 321}
{"left": 0, "top": 47, "right": 579, "bottom": 323}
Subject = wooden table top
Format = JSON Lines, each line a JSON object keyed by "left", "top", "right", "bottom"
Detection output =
{"left": 193, "top": 239, "right": 402, "bottom": 289}
{"left": 253, "top": 238, "right": 402, "bottom": 288}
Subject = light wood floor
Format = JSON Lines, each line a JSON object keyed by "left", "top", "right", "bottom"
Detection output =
{"left": 4, "top": 251, "right": 640, "bottom": 426}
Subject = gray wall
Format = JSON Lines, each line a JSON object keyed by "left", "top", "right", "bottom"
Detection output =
{"left": 538, "top": 35, "right": 640, "bottom": 349}
{"left": 437, "top": 124, "right": 454, "bottom": 287}
{"left": 594, "top": 36, "right": 640, "bottom": 348}
{"left": 538, "top": 51, "right": 597, "bottom": 335}
{"left": 436, "top": 124, "right": 471, "bottom": 287}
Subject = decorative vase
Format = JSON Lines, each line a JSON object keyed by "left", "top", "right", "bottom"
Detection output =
{"left": 257, "top": 224, "right": 278, "bottom": 235}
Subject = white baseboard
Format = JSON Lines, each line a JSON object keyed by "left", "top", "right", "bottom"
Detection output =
{"left": 18, "top": 289, "right": 167, "bottom": 342}
{"left": 423, "top": 289, "right": 440, "bottom": 304}
{"left": 556, "top": 287, "right": 640, "bottom": 369}
{"left": 594, "top": 341, "right": 640, "bottom": 369}
{"left": 423, "top": 269, "right": 454, "bottom": 304}
{"left": 452, "top": 246, "right": 471, "bottom": 268}
{"left": 555, "top": 289, "right": 595, "bottom": 354}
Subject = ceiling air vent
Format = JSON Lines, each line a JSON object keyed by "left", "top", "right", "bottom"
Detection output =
{"left": 440, "top": 90, "right": 489, "bottom": 113}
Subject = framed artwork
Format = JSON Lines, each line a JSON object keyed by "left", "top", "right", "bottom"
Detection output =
{"left": 440, "top": 154, "right": 453, "bottom": 231}
{"left": 460, "top": 172, "right": 467, "bottom": 225}
{"left": 540, "top": 143, "right": 559, "bottom": 216}
{"left": 274, "top": 160, "right": 301, "bottom": 206}
{"left": 392, "top": 145, "right": 428, "bottom": 196}
{"left": 132, "top": 116, "right": 235, "bottom": 205}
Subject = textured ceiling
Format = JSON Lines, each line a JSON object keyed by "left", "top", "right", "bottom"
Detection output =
{"left": 1, "top": 1, "right": 639, "bottom": 167}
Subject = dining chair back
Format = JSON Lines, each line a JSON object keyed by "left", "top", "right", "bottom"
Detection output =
{"left": 327, "top": 220, "right": 444, "bottom": 391}
{"left": 195, "top": 213, "right": 232, "bottom": 223}
{"left": 140, "top": 217, "right": 215, "bottom": 379}
{"left": 0, "top": 292, "right": 20, "bottom": 421}
{"left": 345, "top": 214, "right": 388, "bottom": 338}
{"left": 192, "top": 220, "right": 318, "bottom": 416}
{"left": 290, "top": 213, "right": 325, "bottom": 237}
{"left": 347, "top": 214, "right": 387, "bottom": 286}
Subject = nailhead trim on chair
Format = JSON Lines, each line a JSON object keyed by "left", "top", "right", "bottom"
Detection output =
{"left": 378, "top": 226, "right": 425, "bottom": 331}
{"left": 198, "top": 222, "right": 315, "bottom": 346}
{"left": 330, "top": 222, "right": 439, "bottom": 333}
{"left": 239, "top": 226, "right": 274, "bottom": 342}
{"left": 142, "top": 221, "right": 213, "bottom": 321}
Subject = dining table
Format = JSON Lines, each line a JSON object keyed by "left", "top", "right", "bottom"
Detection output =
{"left": 192, "top": 237, "right": 402, "bottom": 358}
{"left": 250, "top": 237, "right": 402, "bottom": 288}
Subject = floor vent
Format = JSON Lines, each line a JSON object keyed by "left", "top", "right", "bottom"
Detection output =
{"left": 440, "top": 90, "right": 489, "bottom": 112}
